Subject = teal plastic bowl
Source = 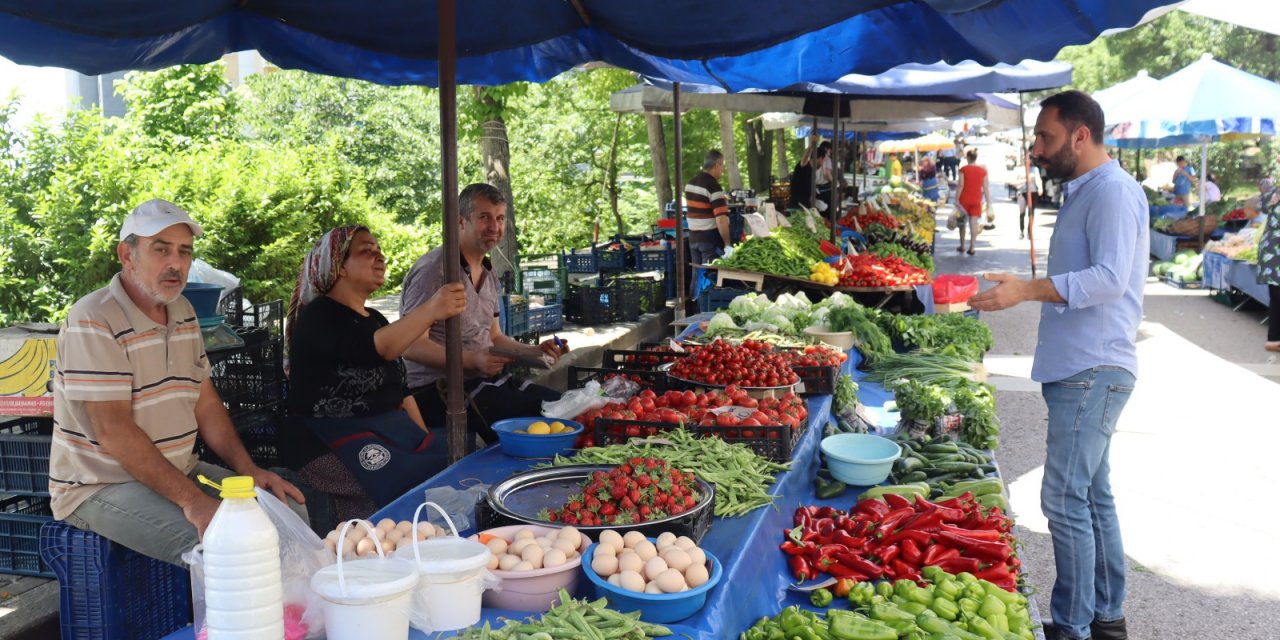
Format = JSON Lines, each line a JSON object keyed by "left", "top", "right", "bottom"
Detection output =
{"left": 581, "top": 541, "right": 722, "bottom": 623}
{"left": 820, "top": 433, "right": 901, "bottom": 485}
{"left": 182, "top": 282, "right": 223, "bottom": 319}
{"left": 492, "top": 418, "right": 583, "bottom": 459}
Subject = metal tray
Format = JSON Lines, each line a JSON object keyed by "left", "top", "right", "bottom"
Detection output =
{"left": 479, "top": 464, "right": 716, "bottom": 542}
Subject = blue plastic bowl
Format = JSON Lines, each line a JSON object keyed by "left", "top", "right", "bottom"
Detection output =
{"left": 581, "top": 541, "right": 722, "bottom": 623}
{"left": 182, "top": 282, "right": 224, "bottom": 319}
{"left": 820, "top": 433, "right": 902, "bottom": 486}
{"left": 492, "top": 418, "right": 583, "bottom": 459}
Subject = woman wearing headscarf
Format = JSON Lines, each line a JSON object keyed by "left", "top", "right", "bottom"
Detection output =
{"left": 1254, "top": 178, "right": 1280, "bottom": 351}
{"left": 917, "top": 156, "right": 940, "bottom": 202}
{"left": 285, "top": 225, "right": 466, "bottom": 511}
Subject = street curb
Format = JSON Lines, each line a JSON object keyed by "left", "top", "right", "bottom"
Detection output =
{"left": 0, "top": 579, "right": 59, "bottom": 638}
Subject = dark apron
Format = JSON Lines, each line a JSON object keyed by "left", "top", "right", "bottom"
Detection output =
{"left": 301, "top": 411, "right": 448, "bottom": 507}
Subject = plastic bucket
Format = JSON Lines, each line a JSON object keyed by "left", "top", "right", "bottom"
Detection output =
{"left": 393, "top": 502, "right": 493, "bottom": 632}
{"left": 182, "top": 282, "right": 224, "bottom": 319}
{"left": 310, "top": 520, "right": 419, "bottom": 640}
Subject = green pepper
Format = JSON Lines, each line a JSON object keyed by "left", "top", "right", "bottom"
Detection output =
{"left": 921, "top": 565, "right": 947, "bottom": 583}
{"left": 869, "top": 603, "right": 916, "bottom": 626}
{"left": 897, "top": 582, "right": 934, "bottom": 606}
{"left": 964, "top": 582, "right": 987, "bottom": 601}
{"left": 790, "top": 627, "right": 823, "bottom": 640}
{"left": 958, "top": 597, "right": 981, "bottom": 616}
{"left": 967, "top": 616, "right": 1002, "bottom": 640}
{"left": 956, "top": 572, "right": 978, "bottom": 585}
{"left": 811, "top": 588, "right": 835, "bottom": 608}
{"left": 982, "top": 582, "right": 1024, "bottom": 607}
{"left": 916, "top": 613, "right": 955, "bottom": 635}
{"left": 899, "top": 601, "right": 929, "bottom": 615}
{"left": 978, "top": 595, "right": 1007, "bottom": 618}
{"left": 780, "top": 607, "right": 811, "bottom": 635}
{"left": 988, "top": 613, "right": 1009, "bottom": 634}
{"left": 827, "top": 610, "right": 897, "bottom": 640}
{"left": 930, "top": 598, "right": 959, "bottom": 621}
{"left": 934, "top": 578, "right": 963, "bottom": 601}
{"left": 876, "top": 581, "right": 894, "bottom": 599}
{"left": 815, "top": 476, "right": 849, "bottom": 499}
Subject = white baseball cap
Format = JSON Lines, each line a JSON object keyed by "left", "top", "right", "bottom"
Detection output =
{"left": 118, "top": 199, "right": 204, "bottom": 241}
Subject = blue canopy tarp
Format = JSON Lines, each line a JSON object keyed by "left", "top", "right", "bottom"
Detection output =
{"left": 0, "top": 1, "right": 1170, "bottom": 89}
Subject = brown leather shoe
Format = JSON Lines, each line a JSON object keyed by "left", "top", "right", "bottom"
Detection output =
{"left": 1091, "top": 618, "right": 1128, "bottom": 640}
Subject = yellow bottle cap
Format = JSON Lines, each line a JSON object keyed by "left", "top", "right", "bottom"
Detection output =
{"left": 197, "top": 474, "right": 257, "bottom": 499}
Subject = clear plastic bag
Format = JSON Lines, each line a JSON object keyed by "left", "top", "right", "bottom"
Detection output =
{"left": 541, "top": 380, "right": 614, "bottom": 419}
{"left": 187, "top": 259, "right": 242, "bottom": 303}
{"left": 420, "top": 484, "right": 490, "bottom": 532}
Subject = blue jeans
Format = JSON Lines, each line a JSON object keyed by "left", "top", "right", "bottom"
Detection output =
{"left": 1041, "top": 366, "right": 1135, "bottom": 639}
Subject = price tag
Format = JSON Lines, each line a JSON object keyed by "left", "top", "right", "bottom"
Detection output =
{"left": 742, "top": 213, "right": 771, "bottom": 238}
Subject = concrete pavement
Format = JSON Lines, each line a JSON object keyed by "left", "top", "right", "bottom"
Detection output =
{"left": 934, "top": 191, "right": 1279, "bottom": 639}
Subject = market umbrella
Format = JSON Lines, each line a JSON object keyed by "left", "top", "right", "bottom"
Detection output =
{"left": 1094, "top": 70, "right": 1161, "bottom": 125}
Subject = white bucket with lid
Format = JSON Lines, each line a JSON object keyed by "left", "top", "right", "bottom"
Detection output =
{"left": 393, "top": 502, "right": 494, "bottom": 632}
{"left": 310, "top": 520, "right": 419, "bottom": 640}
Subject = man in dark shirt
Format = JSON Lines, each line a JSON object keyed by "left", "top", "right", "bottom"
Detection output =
{"left": 401, "top": 183, "right": 569, "bottom": 449}
{"left": 684, "top": 150, "right": 732, "bottom": 265}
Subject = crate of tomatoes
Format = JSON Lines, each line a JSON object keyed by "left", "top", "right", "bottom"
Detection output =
{"left": 580, "top": 387, "right": 809, "bottom": 462}
{"left": 777, "top": 345, "right": 847, "bottom": 397}
{"left": 665, "top": 339, "right": 800, "bottom": 394}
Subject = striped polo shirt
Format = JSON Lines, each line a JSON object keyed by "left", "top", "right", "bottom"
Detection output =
{"left": 684, "top": 171, "right": 729, "bottom": 243}
{"left": 49, "top": 274, "right": 209, "bottom": 519}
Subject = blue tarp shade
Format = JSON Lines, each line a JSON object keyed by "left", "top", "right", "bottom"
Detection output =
{"left": 795, "top": 127, "right": 922, "bottom": 141}
{"left": 0, "top": 1, "right": 1170, "bottom": 89}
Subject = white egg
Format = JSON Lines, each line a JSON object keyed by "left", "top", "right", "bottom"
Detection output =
{"left": 617, "top": 551, "right": 644, "bottom": 574}
{"left": 515, "top": 528, "right": 537, "bottom": 541}
{"left": 643, "top": 556, "right": 669, "bottom": 581}
{"left": 558, "top": 526, "right": 581, "bottom": 543}
{"left": 433, "top": 525, "right": 448, "bottom": 537}
{"left": 599, "top": 530, "right": 625, "bottom": 551}
{"left": 417, "top": 522, "right": 434, "bottom": 538}
{"left": 395, "top": 521, "right": 413, "bottom": 535}
{"left": 618, "top": 570, "right": 646, "bottom": 593}
{"left": 382, "top": 539, "right": 397, "bottom": 553}
{"left": 536, "top": 537, "right": 554, "bottom": 550}
{"left": 644, "top": 581, "right": 664, "bottom": 594}
{"left": 684, "top": 562, "right": 710, "bottom": 588}
{"left": 415, "top": 529, "right": 429, "bottom": 541}
{"left": 633, "top": 541, "right": 658, "bottom": 561}
{"left": 553, "top": 539, "right": 578, "bottom": 556}
{"left": 372, "top": 527, "right": 387, "bottom": 541}
{"left": 355, "top": 538, "right": 378, "bottom": 556}
{"left": 544, "top": 549, "right": 568, "bottom": 568}
{"left": 521, "top": 544, "right": 545, "bottom": 568}
{"left": 340, "top": 538, "right": 355, "bottom": 557}
{"left": 594, "top": 543, "right": 617, "bottom": 557}
{"left": 498, "top": 554, "right": 522, "bottom": 571}
{"left": 513, "top": 561, "right": 534, "bottom": 571}
{"left": 655, "top": 568, "right": 687, "bottom": 593}
{"left": 622, "top": 531, "right": 646, "bottom": 549}
{"left": 590, "top": 553, "right": 618, "bottom": 577}
{"left": 346, "top": 526, "right": 366, "bottom": 542}
{"left": 674, "top": 536, "right": 697, "bottom": 551}
{"left": 486, "top": 538, "right": 509, "bottom": 556}
{"left": 685, "top": 547, "right": 707, "bottom": 568}
{"left": 377, "top": 518, "right": 396, "bottom": 531}
{"left": 607, "top": 573, "right": 622, "bottom": 587}
{"left": 487, "top": 554, "right": 500, "bottom": 570}
{"left": 323, "top": 538, "right": 337, "bottom": 554}
{"left": 324, "top": 530, "right": 340, "bottom": 543}
{"left": 661, "top": 547, "right": 692, "bottom": 572}
{"left": 511, "top": 538, "right": 535, "bottom": 555}
{"left": 386, "top": 529, "right": 404, "bottom": 544}
{"left": 656, "top": 532, "right": 678, "bottom": 550}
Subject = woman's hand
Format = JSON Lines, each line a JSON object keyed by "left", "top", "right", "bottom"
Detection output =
{"left": 426, "top": 282, "right": 467, "bottom": 322}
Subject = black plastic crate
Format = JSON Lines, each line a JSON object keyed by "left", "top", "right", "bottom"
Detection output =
{"left": 562, "top": 249, "right": 599, "bottom": 274}
{"left": 567, "top": 366, "right": 669, "bottom": 393}
{"left": 609, "top": 275, "right": 665, "bottom": 317}
{"left": 208, "top": 338, "right": 285, "bottom": 418}
{"left": 595, "top": 242, "right": 634, "bottom": 271}
{"left": 793, "top": 364, "right": 838, "bottom": 397}
{"left": 0, "top": 416, "right": 53, "bottom": 495}
{"left": 601, "top": 348, "right": 688, "bottom": 370}
{"left": 0, "top": 495, "right": 54, "bottom": 577}
{"left": 195, "top": 408, "right": 282, "bottom": 470}
{"left": 225, "top": 299, "right": 284, "bottom": 339}
{"left": 698, "top": 286, "right": 746, "bottom": 313}
{"left": 564, "top": 282, "right": 622, "bottom": 326}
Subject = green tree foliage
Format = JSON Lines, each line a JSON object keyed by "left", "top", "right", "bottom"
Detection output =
{"left": 116, "top": 63, "right": 239, "bottom": 151}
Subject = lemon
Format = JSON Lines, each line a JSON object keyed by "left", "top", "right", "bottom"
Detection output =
{"left": 527, "top": 421, "right": 551, "bottom": 435}
{"left": 550, "top": 421, "right": 566, "bottom": 433}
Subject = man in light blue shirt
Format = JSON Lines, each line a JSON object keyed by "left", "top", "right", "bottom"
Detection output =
{"left": 970, "top": 91, "right": 1147, "bottom": 640}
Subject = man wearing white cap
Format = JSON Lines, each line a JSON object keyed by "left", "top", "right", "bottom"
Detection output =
{"left": 49, "top": 199, "right": 305, "bottom": 566}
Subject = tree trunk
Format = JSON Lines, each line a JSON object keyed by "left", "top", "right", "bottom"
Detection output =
{"left": 743, "top": 118, "right": 770, "bottom": 194}
{"left": 645, "top": 114, "right": 673, "bottom": 212}
{"left": 607, "top": 113, "right": 625, "bottom": 236}
{"left": 477, "top": 89, "right": 518, "bottom": 282}
{"left": 718, "top": 110, "right": 743, "bottom": 190}
{"left": 775, "top": 130, "right": 789, "bottom": 179}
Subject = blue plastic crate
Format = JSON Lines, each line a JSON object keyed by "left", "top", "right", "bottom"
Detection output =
{"left": 562, "top": 249, "right": 599, "bottom": 274}
{"left": 0, "top": 416, "right": 52, "bottom": 495}
{"left": 0, "top": 495, "right": 53, "bottom": 577}
{"left": 41, "top": 520, "right": 193, "bottom": 640}
{"left": 502, "top": 296, "right": 530, "bottom": 336}
{"left": 595, "top": 244, "right": 633, "bottom": 271}
{"left": 528, "top": 303, "right": 564, "bottom": 333}
{"left": 698, "top": 286, "right": 746, "bottom": 313}
{"left": 635, "top": 247, "right": 675, "bottom": 272}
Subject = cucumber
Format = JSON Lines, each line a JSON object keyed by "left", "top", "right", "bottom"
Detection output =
{"left": 896, "top": 457, "right": 924, "bottom": 474}
{"left": 923, "top": 442, "right": 960, "bottom": 455}
{"left": 858, "top": 483, "right": 931, "bottom": 501}
{"left": 942, "top": 478, "right": 1004, "bottom": 498}
{"left": 901, "top": 471, "right": 929, "bottom": 484}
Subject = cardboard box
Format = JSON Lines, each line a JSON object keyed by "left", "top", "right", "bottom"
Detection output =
{"left": 935, "top": 301, "right": 970, "bottom": 314}
{"left": 0, "top": 324, "right": 58, "bottom": 416}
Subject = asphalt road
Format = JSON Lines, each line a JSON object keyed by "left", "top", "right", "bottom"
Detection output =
{"left": 933, "top": 185, "right": 1279, "bottom": 640}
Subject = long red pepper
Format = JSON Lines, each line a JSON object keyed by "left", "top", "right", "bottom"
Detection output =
{"left": 789, "top": 555, "right": 814, "bottom": 581}
{"left": 935, "top": 556, "right": 982, "bottom": 574}
{"left": 937, "top": 523, "right": 1002, "bottom": 541}
{"left": 900, "top": 538, "right": 924, "bottom": 565}
{"left": 884, "top": 493, "right": 914, "bottom": 510}
{"left": 933, "top": 531, "right": 1014, "bottom": 562}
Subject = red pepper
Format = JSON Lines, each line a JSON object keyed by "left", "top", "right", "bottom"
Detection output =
{"left": 815, "top": 506, "right": 838, "bottom": 519}
{"left": 854, "top": 499, "right": 891, "bottom": 517}
{"left": 975, "top": 563, "right": 1014, "bottom": 584}
{"left": 937, "top": 523, "right": 1002, "bottom": 541}
{"left": 891, "top": 558, "right": 923, "bottom": 582}
{"left": 794, "top": 509, "right": 813, "bottom": 529}
{"left": 921, "top": 543, "right": 948, "bottom": 567}
{"left": 825, "top": 563, "right": 868, "bottom": 580}
{"left": 900, "top": 538, "right": 924, "bottom": 565}
{"left": 877, "top": 508, "right": 915, "bottom": 535}
{"left": 935, "top": 547, "right": 961, "bottom": 562}
{"left": 819, "top": 240, "right": 842, "bottom": 256}
{"left": 934, "top": 505, "right": 967, "bottom": 522}
{"left": 877, "top": 544, "right": 900, "bottom": 565}
{"left": 790, "top": 555, "right": 814, "bottom": 582}
{"left": 829, "top": 529, "right": 865, "bottom": 550}
{"left": 832, "top": 514, "right": 855, "bottom": 531}
{"left": 835, "top": 552, "right": 885, "bottom": 579}
{"left": 935, "top": 556, "right": 982, "bottom": 574}
{"left": 898, "top": 509, "right": 943, "bottom": 533}
{"left": 814, "top": 518, "right": 836, "bottom": 540}
{"left": 933, "top": 531, "right": 1013, "bottom": 562}
{"left": 937, "top": 492, "right": 973, "bottom": 509}
{"left": 779, "top": 540, "right": 811, "bottom": 556}
{"left": 880, "top": 528, "right": 931, "bottom": 547}
{"left": 883, "top": 493, "right": 914, "bottom": 510}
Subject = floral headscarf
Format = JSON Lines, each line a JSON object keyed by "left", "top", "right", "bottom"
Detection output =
{"left": 286, "top": 224, "right": 368, "bottom": 343}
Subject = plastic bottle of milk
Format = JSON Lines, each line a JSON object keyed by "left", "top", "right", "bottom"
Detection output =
{"left": 200, "top": 475, "right": 284, "bottom": 640}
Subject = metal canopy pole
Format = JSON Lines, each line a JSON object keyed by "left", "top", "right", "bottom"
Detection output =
{"left": 438, "top": 0, "right": 466, "bottom": 463}
{"left": 829, "top": 96, "right": 840, "bottom": 242}
{"left": 673, "top": 83, "right": 686, "bottom": 318}
{"left": 810, "top": 116, "right": 818, "bottom": 208}
{"left": 1020, "top": 93, "right": 1037, "bottom": 279}
{"left": 1198, "top": 140, "right": 1208, "bottom": 248}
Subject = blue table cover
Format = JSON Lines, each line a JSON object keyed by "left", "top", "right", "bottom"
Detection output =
{"left": 1201, "top": 251, "right": 1233, "bottom": 291}
{"left": 163, "top": 350, "right": 906, "bottom": 639}
{"left": 1227, "top": 260, "right": 1271, "bottom": 306}
{"left": 1150, "top": 229, "right": 1225, "bottom": 261}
